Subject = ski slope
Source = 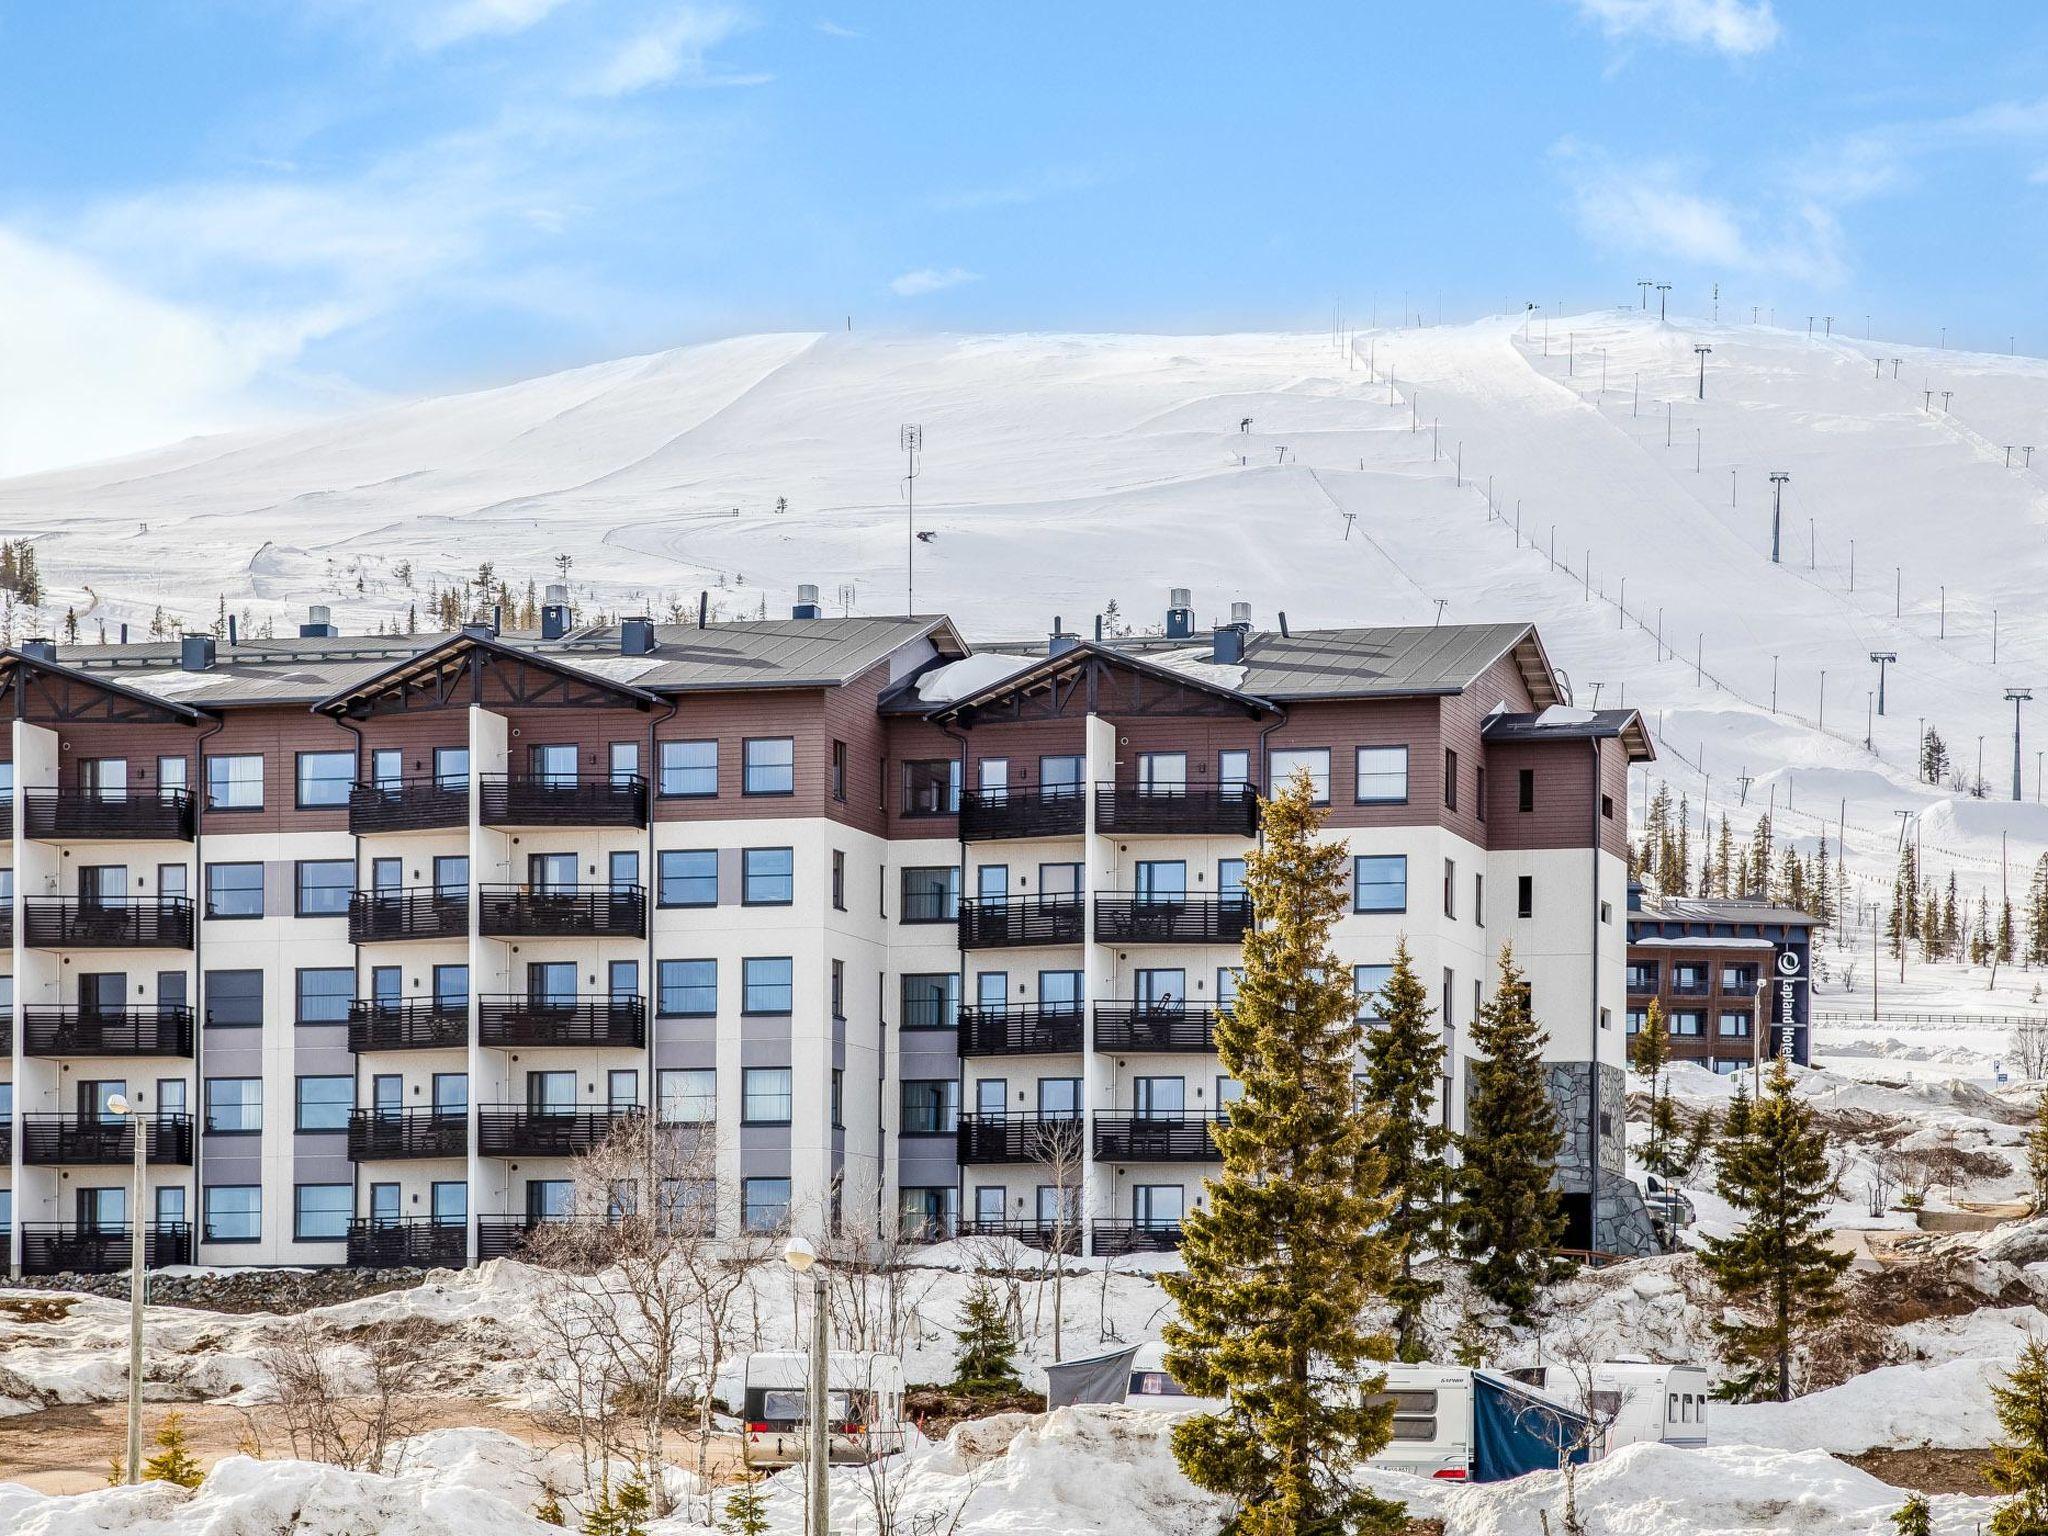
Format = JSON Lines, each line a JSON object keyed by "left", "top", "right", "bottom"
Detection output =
{"left": 7, "top": 311, "right": 2048, "bottom": 911}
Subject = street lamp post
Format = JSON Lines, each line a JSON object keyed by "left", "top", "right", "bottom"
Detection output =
{"left": 783, "top": 1236, "right": 829, "bottom": 1536}
{"left": 109, "top": 1092, "right": 146, "bottom": 1484}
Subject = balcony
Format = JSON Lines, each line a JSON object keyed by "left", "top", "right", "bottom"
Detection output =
{"left": 348, "top": 889, "right": 469, "bottom": 944}
{"left": 20, "top": 1223, "right": 193, "bottom": 1275}
{"left": 957, "top": 895, "right": 1084, "bottom": 950}
{"left": 959, "top": 787, "right": 1084, "bottom": 842}
{"left": 956, "top": 1113, "right": 1086, "bottom": 1165}
{"left": 1625, "top": 972, "right": 1659, "bottom": 994}
{"left": 23, "top": 898, "right": 193, "bottom": 950}
{"left": 1090, "top": 1221, "right": 1184, "bottom": 1256}
{"left": 23, "top": 1005, "right": 195, "bottom": 1058}
{"left": 1092, "top": 1114, "right": 1226, "bottom": 1162}
{"left": 955, "top": 1219, "right": 1082, "bottom": 1255}
{"left": 20, "top": 1113, "right": 193, "bottom": 1166}
{"left": 1093, "top": 784, "right": 1259, "bottom": 838}
{"left": 959, "top": 1002, "right": 1084, "bottom": 1057}
{"left": 1093, "top": 895, "right": 1249, "bottom": 945}
{"left": 478, "top": 994, "right": 646, "bottom": 1049}
{"left": 349, "top": 778, "right": 469, "bottom": 835}
{"left": 23, "top": 788, "right": 195, "bottom": 841}
{"left": 346, "top": 1219, "right": 467, "bottom": 1268}
{"left": 1092, "top": 1004, "right": 1220, "bottom": 1054}
{"left": 347, "top": 1109, "right": 467, "bottom": 1161}
{"left": 474, "top": 1215, "right": 617, "bottom": 1262}
{"left": 477, "top": 885, "right": 646, "bottom": 940}
{"left": 347, "top": 998, "right": 468, "bottom": 1052}
{"left": 477, "top": 1105, "right": 639, "bottom": 1157}
{"left": 479, "top": 774, "right": 649, "bottom": 828}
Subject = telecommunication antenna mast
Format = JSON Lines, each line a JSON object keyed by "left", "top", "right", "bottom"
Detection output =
{"left": 900, "top": 424, "right": 923, "bottom": 613}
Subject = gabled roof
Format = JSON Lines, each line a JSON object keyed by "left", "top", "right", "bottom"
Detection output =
{"left": 551, "top": 615, "right": 963, "bottom": 692}
{"left": 919, "top": 640, "right": 1277, "bottom": 723}
{"left": 1234, "top": 622, "right": 1556, "bottom": 703}
{"left": 1481, "top": 706, "right": 1656, "bottom": 762}
{"left": 0, "top": 647, "right": 211, "bottom": 725}
{"left": 312, "top": 630, "right": 665, "bottom": 719}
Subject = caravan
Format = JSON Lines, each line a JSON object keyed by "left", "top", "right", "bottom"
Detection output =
{"left": 1588, "top": 1360, "right": 1710, "bottom": 1451}
{"left": 741, "top": 1351, "right": 907, "bottom": 1468}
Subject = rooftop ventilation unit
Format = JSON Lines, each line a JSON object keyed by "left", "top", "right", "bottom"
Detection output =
{"left": 300, "top": 604, "right": 338, "bottom": 638}
{"left": 180, "top": 635, "right": 216, "bottom": 673}
{"left": 1048, "top": 615, "right": 1078, "bottom": 657}
{"left": 1165, "top": 587, "right": 1195, "bottom": 640}
{"left": 541, "top": 583, "right": 572, "bottom": 641}
{"left": 620, "top": 616, "right": 656, "bottom": 655}
{"left": 793, "top": 583, "right": 822, "bottom": 620}
{"left": 18, "top": 637, "right": 55, "bottom": 661}
{"left": 1230, "top": 601, "right": 1252, "bottom": 626}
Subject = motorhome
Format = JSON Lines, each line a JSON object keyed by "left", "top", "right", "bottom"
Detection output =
{"left": 741, "top": 1351, "right": 907, "bottom": 1467}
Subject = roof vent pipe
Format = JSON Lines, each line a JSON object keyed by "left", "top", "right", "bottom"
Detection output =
{"left": 697, "top": 591, "right": 709, "bottom": 629}
{"left": 1165, "top": 587, "right": 1194, "bottom": 640}
{"left": 226, "top": 614, "right": 238, "bottom": 647}
{"left": 180, "top": 635, "right": 216, "bottom": 672}
{"left": 621, "top": 616, "right": 656, "bottom": 655}
{"left": 1277, "top": 610, "right": 1290, "bottom": 638}
{"left": 793, "top": 583, "right": 822, "bottom": 620}
{"left": 119, "top": 624, "right": 129, "bottom": 644}
{"left": 300, "top": 603, "right": 338, "bottom": 639}
{"left": 1094, "top": 613, "right": 1103, "bottom": 641}
{"left": 1048, "top": 616, "right": 1078, "bottom": 657}
{"left": 491, "top": 603, "right": 503, "bottom": 637}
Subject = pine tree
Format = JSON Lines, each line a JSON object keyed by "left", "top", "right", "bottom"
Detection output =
{"left": 719, "top": 1473, "right": 771, "bottom": 1535}
{"left": 1673, "top": 795, "right": 1693, "bottom": 896}
{"left": 2003, "top": 898, "right": 2020, "bottom": 966}
{"left": 951, "top": 1277, "right": 1020, "bottom": 1393}
{"left": 1162, "top": 769, "right": 1405, "bottom": 1536}
{"left": 1811, "top": 833, "right": 1833, "bottom": 925}
{"left": 1988, "top": 1338, "right": 2048, "bottom": 1536}
{"left": 141, "top": 1409, "right": 204, "bottom": 1488}
{"left": 1456, "top": 945, "right": 1568, "bottom": 1324}
{"left": 2027, "top": 1088, "right": 2048, "bottom": 1213}
{"left": 582, "top": 1479, "right": 651, "bottom": 1536}
{"left": 1701, "top": 1059, "right": 1850, "bottom": 1402}
{"left": 1889, "top": 1492, "right": 1932, "bottom": 1536}
{"left": 1362, "top": 938, "right": 1451, "bottom": 1361}
{"left": 1920, "top": 727, "right": 1951, "bottom": 786}
{"left": 1974, "top": 894, "right": 1995, "bottom": 966}
{"left": 1632, "top": 1000, "right": 1679, "bottom": 1177}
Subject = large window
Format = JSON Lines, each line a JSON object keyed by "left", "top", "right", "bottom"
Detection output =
{"left": 658, "top": 1068, "right": 716, "bottom": 1123}
{"left": 658, "top": 848, "right": 718, "bottom": 907}
{"left": 901, "top": 758, "right": 960, "bottom": 815}
{"left": 1268, "top": 747, "right": 1330, "bottom": 803}
{"left": 900, "top": 865, "right": 960, "bottom": 922}
{"left": 296, "top": 967, "right": 353, "bottom": 1024}
{"left": 901, "top": 972, "right": 958, "bottom": 1030}
{"left": 657, "top": 959, "right": 717, "bottom": 1017}
{"left": 901, "top": 1080, "right": 959, "bottom": 1135}
{"left": 742, "top": 956, "right": 793, "bottom": 1014}
{"left": 1354, "top": 964, "right": 1395, "bottom": 1024}
{"left": 742, "top": 1178, "right": 791, "bottom": 1232}
{"left": 205, "top": 754, "right": 264, "bottom": 811}
{"left": 205, "top": 1078, "right": 263, "bottom": 1133}
{"left": 742, "top": 847, "right": 795, "bottom": 905}
{"left": 295, "top": 750, "right": 354, "bottom": 808}
{"left": 205, "top": 862, "right": 263, "bottom": 919}
{"left": 205, "top": 969, "right": 263, "bottom": 1026}
{"left": 293, "top": 1184, "right": 351, "bottom": 1242}
{"left": 295, "top": 1076, "right": 353, "bottom": 1131}
{"left": 1355, "top": 746, "right": 1409, "bottom": 804}
{"left": 1353, "top": 855, "right": 1408, "bottom": 913}
{"left": 742, "top": 1067, "right": 793, "bottom": 1125}
{"left": 743, "top": 737, "right": 795, "bottom": 795}
{"left": 658, "top": 739, "right": 718, "bottom": 797}
{"left": 295, "top": 859, "right": 354, "bottom": 917}
{"left": 203, "top": 1185, "right": 261, "bottom": 1242}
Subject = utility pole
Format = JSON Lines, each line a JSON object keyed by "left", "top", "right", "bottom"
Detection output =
{"left": 1768, "top": 472, "right": 1789, "bottom": 562}
{"left": 899, "top": 424, "right": 923, "bottom": 613}
{"left": 1694, "top": 343, "right": 1712, "bottom": 398}
{"left": 1770, "top": 654, "right": 1778, "bottom": 713}
{"left": 1869, "top": 651, "right": 1897, "bottom": 716}
{"left": 2008, "top": 689, "right": 2033, "bottom": 801}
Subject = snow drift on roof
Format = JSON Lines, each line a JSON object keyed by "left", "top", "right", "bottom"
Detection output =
{"left": 915, "top": 651, "right": 1036, "bottom": 702}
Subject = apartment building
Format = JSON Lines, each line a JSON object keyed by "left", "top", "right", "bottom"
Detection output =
{"left": 0, "top": 588, "right": 1657, "bottom": 1274}
{"left": 1625, "top": 884, "right": 1817, "bottom": 1074}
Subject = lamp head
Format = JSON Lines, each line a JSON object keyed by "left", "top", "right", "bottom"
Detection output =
{"left": 782, "top": 1235, "right": 817, "bottom": 1274}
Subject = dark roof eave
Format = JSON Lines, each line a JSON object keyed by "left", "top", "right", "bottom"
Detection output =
{"left": 0, "top": 649, "right": 212, "bottom": 724}
{"left": 925, "top": 640, "right": 1278, "bottom": 723}
{"left": 310, "top": 631, "right": 664, "bottom": 718}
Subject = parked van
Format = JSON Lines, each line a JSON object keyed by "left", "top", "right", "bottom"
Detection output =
{"left": 741, "top": 1351, "right": 907, "bottom": 1467}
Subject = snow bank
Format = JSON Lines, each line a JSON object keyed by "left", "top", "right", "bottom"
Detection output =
{"left": 1718, "top": 1357, "right": 2006, "bottom": 1452}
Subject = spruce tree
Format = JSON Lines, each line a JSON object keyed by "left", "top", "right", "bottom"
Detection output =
{"left": 1631, "top": 1000, "right": 1680, "bottom": 1177}
{"left": 2027, "top": 1088, "right": 2048, "bottom": 1214}
{"left": 719, "top": 1473, "right": 771, "bottom": 1536}
{"left": 1988, "top": 1338, "right": 2048, "bottom": 1536}
{"left": 1456, "top": 945, "right": 1568, "bottom": 1325}
{"left": 141, "top": 1410, "right": 203, "bottom": 1488}
{"left": 951, "top": 1277, "right": 1020, "bottom": 1393}
{"left": 2003, "top": 898, "right": 2019, "bottom": 965}
{"left": 1162, "top": 769, "right": 1405, "bottom": 1536}
{"left": 1700, "top": 1059, "right": 1850, "bottom": 1401}
{"left": 1890, "top": 1492, "right": 1932, "bottom": 1536}
{"left": 1361, "top": 938, "right": 1451, "bottom": 1361}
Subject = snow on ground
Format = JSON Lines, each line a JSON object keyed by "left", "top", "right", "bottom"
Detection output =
{"left": 1718, "top": 1358, "right": 2009, "bottom": 1453}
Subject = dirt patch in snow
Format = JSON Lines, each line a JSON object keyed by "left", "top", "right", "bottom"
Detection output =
{"left": 1846, "top": 1445, "right": 1994, "bottom": 1495}
{"left": 903, "top": 1385, "right": 1047, "bottom": 1437}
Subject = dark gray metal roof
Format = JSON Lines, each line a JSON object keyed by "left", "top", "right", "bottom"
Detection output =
{"left": 1236, "top": 623, "right": 1545, "bottom": 701}
{"left": 1482, "top": 707, "right": 1656, "bottom": 761}
{"left": 1632, "top": 897, "right": 1819, "bottom": 929}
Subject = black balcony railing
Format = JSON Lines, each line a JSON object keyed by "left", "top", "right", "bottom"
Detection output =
{"left": 1092, "top": 1004, "right": 1220, "bottom": 1054}
{"left": 346, "top": 1219, "right": 467, "bottom": 1268}
{"left": 958, "top": 787, "right": 1085, "bottom": 842}
{"left": 347, "top": 998, "right": 468, "bottom": 1052}
{"left": 348, "top": 889, "right": 470, "bottom": 943}
{"left": 955, "top": 1113, "right": 1087, "bottom": 1165}
{"left": 479, "top": 775, "right": 649, "bottom": 829}
{"left": 20, "top": 1113, "right": 193, "bottom": 1166}
{"left": 477, "top": 885, "right": 646, "bottom": 939}
{"left": 474, "top": 1215, "right": 614, "bottom": 1262}
{"left": 23, "top": 1006, "right": 195, "bottom": 1057}
{"left": 348, "top": 778, "right": 469, "bottom": 834}
{"left": 960, "top": 1003, "right": 1084, "bottom": 1056}
{"left": 347, "top": 1109, "right": 467, "bottom": 1161}
{"left": 1093, "top": 1114, "right": 1226, "bottom": 1162}
{"left": 23, "top": 898, "right": 194, "bottom": 950}
{"left": 956, "top": 1219, "right": 1082, "bottom": 1255}
{"left": 1093, "top": 784, "right": 1259, "bottom": 837}
{"left": 21, "top": 1223, "right": 193, "bottom": 1275}
{"left": 0, "top": 909, "right": 10, "bottom": 947}
{"left": 957, "top": 895, "right": 1084, "bottom": 949}
{"left": 1092, "top": 895, "right": 1249, "bottom": 945}
{"left": 1090, "top": 1220, "right": 1184, "bottom": 1256}
{"left": 24, "top": 788, "right": 195, "bottom": 841}
{"left": 477, "top": 1105, "right": 639, "bottom": 1157}
{"left": 479, "top": 994, "right": 646, "bottom": 1048}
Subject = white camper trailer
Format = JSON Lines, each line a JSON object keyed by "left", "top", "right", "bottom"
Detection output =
{"left": 741, "top": 1351, "right": 907, "bottom": 1467}
{"left": 1120, "top": 1341, "right": 1221, "bottom": 1412}
{"left": 1363, "top": 1365, "right": 1479, "bottom": 1480}
{"left": 1589, "top": 1360, "right": 1710, "bottom": 1451}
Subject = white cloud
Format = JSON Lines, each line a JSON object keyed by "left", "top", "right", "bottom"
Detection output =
{"left": 1572, "top": 0, "right": 1779, "bottom": 57}
{"left": 580, "top": 6, "right": 769, "bottom": 96}
{"left": 889, "top": 266, "right": 980, "bottom": 298}
{"left": 814, "top": 19, "right": 861, "bottom": 38}
{"left": 931, "top": 164, "right": 1110, "bottom": 212}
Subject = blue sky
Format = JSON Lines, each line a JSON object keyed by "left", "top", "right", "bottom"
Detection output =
{"left": 2, "top": 0, "right": 2046, "bottom": 469}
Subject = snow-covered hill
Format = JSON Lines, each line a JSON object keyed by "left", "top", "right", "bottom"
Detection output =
{"left": 9, "top": 312, "right": 2048, "bottom": 913}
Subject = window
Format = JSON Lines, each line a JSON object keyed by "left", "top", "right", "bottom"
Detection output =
{"left": 901, "top": 972, "right": 958, "bottom": 1030}
{"left": 296, "top": 750, "right": 354, "bottom": 808}
{"left": 1268, "top": 747, "right": 1330, "bottom": 802}
{"left": 296, "top": 967, "right": 352, "bottom": 1024}
{"left": 658, "top": 849, "right": 718, "bottom": 906}
{"left": 1444, "top": 748, "right": 1459, "bottom": 811}
{"left": 1517, "top": 875, "right": 1534, "bottom": 919}
{"left": 901, "top": 758, "right": 959, "bottom": 815}
{"left": 658, "top": 739, "right": 717, "bottom": 797}
{"left": 1354, "top": 964, "right": 1394, "bottom": 1025}
{"left": 296, "top": 1076, "right": 352, "bottom": 1131}
{"left": 1477, "top": 766, "right": 1487, "bottom": 822}
{"left": 901, "top": 1080, "right": 959, "bottom": 1135}
{"left": 205, "top": 754, "right": 264, "bottom": 811}
{"left": 832, "top": 1067, "right": 845, "bottom": 1129}
{"left": 1671, "top": 1011, "right": 1705, "bottom": 1036}
{"left": 1718, "top": 1012, "right": 1752, "bottom": 1037}
{"left": 1443, "top": 858, "right": 1455, "bottom": 919}
{"left": 205, "top": 1078, "right": 262, "bottom": 1133}
{"left": 295, "top": 859, "right": 354, "bottom": 917}
{"left": 158, "top": 863, "right": 188, "bottom": 900}
{"left": 900, "top": 865, "right": 960, "bottom": 922}
{"left": 743, "top": 737, "right": 795, "bottom": 795}
{"left": 658, "top": 1068, "right": 716, "bottom": 1123}
{"left": 1627, "top": 1009, "right": 1647, "bottom": 1034}
{"left": 1353, "top": 855, "right": 1407, "bottom": 913}
{"left": 742, "top": 1178, "right": 792, "bottom": 1232}
{"left": 1602, "top": 793, "right": 1615, "bottom": 819}
{"left": 1475, "top": 872, "right": 1484, "bottom": 926}
{"left": 205, "top": 969, "right": 263, "bottom": 1026}
{"left": 742, "top": 1067, "right": 793, "bottom": 1125}
{"left": 205, "top": 862, "right": 263, "bottom": 919}
{"left": 830, "top": 739, "right": 848, "bottom": 801}
{"left": 1217, "top": 858, "right": 1247, "bottom": 905}
{"left": 1218, "top": 749, "right": 1251, "bottom": 790}
{"left": 742, "top": 847, "right": 795, "bottom": 905}
{"left": 832, "top": 850, "right": 846, "bottom": 910}
{"left": 977, "top": 757, "right": 1009, "bottom": 795}
{"left": 1627, "top": 961, "right": 1658, "bottom": 989}
{"left": 1518, "top": 768, "right": 1535, "bottom": 812}
{"left": 1039, "top": 755, "right": 1084, "bottom": 798}
{"left": 830, "top": 959, "right": 844, "bottom": 1020}
{"left": 294, "top": 1184, "right": 351, "bottom": 1242}
{"left": 158, "top": 756, "right": 188, "bottom": 794}
{"left": 1720, "top": 965, "right": 1757, "bottom": 990}
{"left": 1355, "top": 746, "right": 1408, "bottom": 804}
{"left": 742, "top": 957, "right": 793, "bottom": 1014}
{"left": 204, "top": 1186, "right": 261, "bottom": 1243}
{"left": 657, "top": 959, "right": 717, "bottom": 1016}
